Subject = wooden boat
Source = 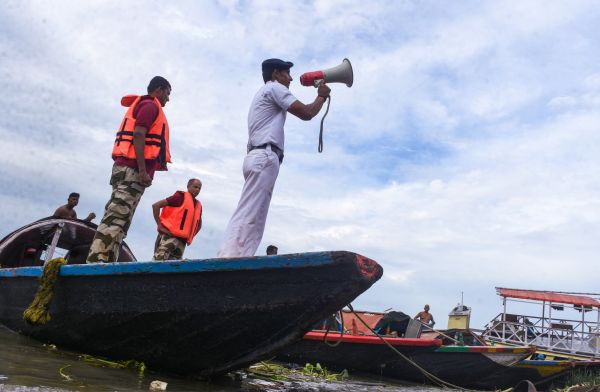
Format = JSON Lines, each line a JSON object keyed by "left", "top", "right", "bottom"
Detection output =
{"left": 278, "top": 329, "right": 443, "bottom": 369}
{"left": 278, "top": 309, "right": 536, "bottom": 390}
{"left": 477, "top": 358, "right": 600, "bottom": 390}
{"left": 0, "top": 218, "right": 383, "bottom": 376}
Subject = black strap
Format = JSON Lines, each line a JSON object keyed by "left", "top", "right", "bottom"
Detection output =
{"left": 318, "top": 96, "right": 331, "bottom": 153}
{"left": 158, "top": 124, "right": 167, "bottom": 168}
{"left": 114, "top": 138, "right": 162, "bottom": 147}
{"left": 116, "top": 130, "right": 161, "bottom": 140}
{"left": 179, "top": 209, "right": 188, "bottom": 231}
{"left": 250, "top": 144, "right": 284, "bottom": 163}
{"left": 117, "top": 119, "right": 128, "bottom": 146}
{"left": 114, "top": 129, "right": 162, "bottom": 146}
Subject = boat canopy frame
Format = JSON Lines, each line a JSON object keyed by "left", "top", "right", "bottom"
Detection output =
{"left": 481, "top": 287, "right": 600, "bottom": 359}
{"left": 0, "top": 217, "right": 136, "bottom": 268}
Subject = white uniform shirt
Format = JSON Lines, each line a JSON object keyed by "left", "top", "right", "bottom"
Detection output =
{"left": 247, "top": 80, "right": 297, "bottom": 152}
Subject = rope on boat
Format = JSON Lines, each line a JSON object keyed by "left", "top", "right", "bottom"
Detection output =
{"left": 23, "top": 257, "right": 67, "bottom": 325}
{"left": 322, "top": 310, "right": 345, "bottom": 347}
{"left": 347, "top": 303, "right": 481, "bottom": 391}
{"left": 417, "top": 321, "right": 462, "bottom": 345}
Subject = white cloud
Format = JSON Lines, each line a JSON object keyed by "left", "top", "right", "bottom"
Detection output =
{"left": 2, "top": 1, "right": 600, "bottom": 329}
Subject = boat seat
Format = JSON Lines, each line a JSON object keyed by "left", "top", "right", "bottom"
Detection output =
{"left": 404, "top": 319, "right": 422, "bottom": 338}
{"left": 18, "top": 244, "right": 44, "bottom": 267}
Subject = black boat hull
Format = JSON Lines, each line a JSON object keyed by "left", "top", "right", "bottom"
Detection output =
{"left": 277, "top": 331, "right": 442, "bottom": 375}
{"left": 0, "top": 251, "right": 382, "bottom": 376}
{"left": 279, "top": 331, "right": 534, "bottom": 390}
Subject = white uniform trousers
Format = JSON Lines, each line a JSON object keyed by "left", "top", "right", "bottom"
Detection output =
{"left": 217, "top": 147, "right": 280, "bottom": 257}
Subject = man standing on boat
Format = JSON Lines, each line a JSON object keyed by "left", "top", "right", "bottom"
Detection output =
{"left": 415, "top": 304, "right": 435, "bottom": 327}
{"left": 217, "top": 59, "right": 330, "bottom": 258}
{"left": 53, "top": 193, "right": 96, "bottom": 222}
{"left": 86, "top": 76, "right": 172, "bottom": 263}
{"left": 152, "top": 178, "right": 203, "bottom": 260}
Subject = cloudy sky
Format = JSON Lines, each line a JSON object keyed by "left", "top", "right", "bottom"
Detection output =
{"left": 2, "top": 0, "right": 600, "bottom": 327}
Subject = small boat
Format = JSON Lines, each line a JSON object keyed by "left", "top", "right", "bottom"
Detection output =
{"left": 0, "top": 218, "right": 383, "bottom": 376}
{"left": 278, "top": 309, "right": 535, "bottom": 390}
{"left": 420, "top": 328, "right": 600, "bottom": 389}
{"left": 278, "top": 329, "right": 443, "bottom": 370}
{"left": 477, "top": 358, "right": 600, "bottom": 390}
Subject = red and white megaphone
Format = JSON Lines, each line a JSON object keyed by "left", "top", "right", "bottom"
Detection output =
{"left": 300, "top": 58, "right": 353, "bottom": 87}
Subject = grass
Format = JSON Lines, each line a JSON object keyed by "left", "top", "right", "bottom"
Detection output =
{"left": 246, "top": 361, "right": 349, "bottom": 383}
{"left": 552, "top": 368, "right": 600, "bottom": 391}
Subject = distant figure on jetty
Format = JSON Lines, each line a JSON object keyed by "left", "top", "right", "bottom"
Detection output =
{"left": 415, "top": 304, "right": 435, "bottom": 327}
{"left": 152, "top": 179, "right": 203, "bottom": 260}
{"left": 53, "top": 192, "right": 95, "bottom": 222}
{"left": 87, "top": 76, "right": 172, "bottom": 263}
{"left": 217, "top": 58, "right": 331, "bottom": 258}
{"left": 266, "top": 245, "right": 278, "bottom": 255}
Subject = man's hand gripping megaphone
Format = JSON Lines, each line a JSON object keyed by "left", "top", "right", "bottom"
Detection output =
{"left": 299, "top": 59, "right": 353, "bottom": 152}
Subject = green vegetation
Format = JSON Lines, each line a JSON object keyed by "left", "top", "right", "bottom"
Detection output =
{"left": 59, "top": 364, "right": 73, "bottom": 381}
{"left": 247, "top": 361, "right": 349, "bottom": 383}
{"left": 81, "top": 354, "right": 146, "bottom": 375}
{"left": 301, "top": 362, "right": 349, "bottom": 381}
{"left": 247, "top": 361, "right": 292, "bottom": 381}
{"left": 552, "top": 368, "right": 600, "bottom": 391}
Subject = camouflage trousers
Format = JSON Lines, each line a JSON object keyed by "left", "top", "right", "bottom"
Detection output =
{"left": 153, "top": 233, "right": 186, "bottom": 260}
{"left": 86, "top": 164, "right": 147, "bottom": 263}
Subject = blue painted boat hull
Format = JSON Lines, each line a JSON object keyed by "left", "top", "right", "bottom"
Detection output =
{"left": 0, "top": 251, "right": 382, "bottom": 376}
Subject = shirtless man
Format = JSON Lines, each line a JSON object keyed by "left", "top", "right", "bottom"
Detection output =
{"left": 53, "top": 193, "right": 96, "bottom": 221}
{"left": 415, "top": 304, "right": 435, "bottom": 327}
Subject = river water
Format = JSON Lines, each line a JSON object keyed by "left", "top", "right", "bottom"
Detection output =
{"left": 0, "top": 326, "right": 446, "bottom": 392}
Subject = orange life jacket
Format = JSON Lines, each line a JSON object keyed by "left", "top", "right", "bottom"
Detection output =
{"left": 112, "top": 95, "right": 171, "bottom": 169}
{"left": 159, "top": 191, "right": 202, "bottom": 245}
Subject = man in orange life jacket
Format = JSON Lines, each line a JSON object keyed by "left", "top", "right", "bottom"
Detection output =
{"left": 152, "top": 178, "right": 203, "bottom": 260}
{"left": 86, "top": 76, "right": 172, "bottom": 263}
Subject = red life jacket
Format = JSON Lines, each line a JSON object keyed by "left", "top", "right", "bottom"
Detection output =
{"left": 112, "top": 95, "right": 171, "bottom": 170}
{"left": 159, "top": 191, "right": 202, "bottom": 245}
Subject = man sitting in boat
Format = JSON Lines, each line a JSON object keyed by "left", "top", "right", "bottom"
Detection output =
{"left": 53, "top": 193, "right": 96, "bottom": 222}
{"left": 152, "top": 179, "right": 203, "bottom": 260}
{"left": 415, "top": 304, "right": 435, "bottom": 327}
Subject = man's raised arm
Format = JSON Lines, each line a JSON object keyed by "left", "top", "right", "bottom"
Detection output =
{"left": 287, "top": 84, "right": 331, "bottom": 121}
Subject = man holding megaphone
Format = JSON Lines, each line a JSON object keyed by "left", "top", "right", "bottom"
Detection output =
{"left": 217, "top": 58, "right": 330, "bottom": 258}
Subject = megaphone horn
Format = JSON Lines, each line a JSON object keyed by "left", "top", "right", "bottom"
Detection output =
{"left": 300, "top": 58, "right": 353, "bottom": 87}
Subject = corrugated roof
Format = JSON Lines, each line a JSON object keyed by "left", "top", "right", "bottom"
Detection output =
{"left": 496, "top": 287, "right": 600, "bottom": 307}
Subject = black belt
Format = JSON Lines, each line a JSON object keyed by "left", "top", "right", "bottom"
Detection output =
{"left": 250, "top": 143, "right": 284, "bottom": 163}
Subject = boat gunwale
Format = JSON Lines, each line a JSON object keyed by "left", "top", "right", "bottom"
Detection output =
{"left": 0, "top": 251, "right": 355, "bottom": 278}
{"left": 436, "top": 345, "right": 535, "bottom": 353}
{"left": 303, "top": 330, "right": 443, "bottom": 347}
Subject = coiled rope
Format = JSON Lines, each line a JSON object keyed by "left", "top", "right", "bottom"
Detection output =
{"left": 23, "top": 257, "right": 67, "bottom": 325}
{"left": 322, "top": 310, "right": 345, "bottom": 347}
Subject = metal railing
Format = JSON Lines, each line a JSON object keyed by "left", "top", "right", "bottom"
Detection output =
{"left": 481, "top": 313, "right": 600, "bottom": 358}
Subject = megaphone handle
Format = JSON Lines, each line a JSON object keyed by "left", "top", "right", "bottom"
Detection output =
{"left": 318, "top": 96, "right": 331, "bottom": 153}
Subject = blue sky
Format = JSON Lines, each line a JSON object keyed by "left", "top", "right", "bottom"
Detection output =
{"left": 2, "top": 0, "right": 600, "bottom": 328}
